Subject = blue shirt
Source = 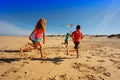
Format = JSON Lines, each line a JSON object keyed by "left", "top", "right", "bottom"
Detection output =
{"left": 65, "top": 35, "right": 69, "bottom": 41}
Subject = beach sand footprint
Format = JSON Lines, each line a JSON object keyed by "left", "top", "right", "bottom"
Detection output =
{"left": 48, "top": 74, "right": 81, "bottom": 80}
{"left": 72, "top": 62, "right": 108, "bottom": 79}
{"left": 1, "top": 66, "right": 19, "bottom": 77}
{"left": 97, "top": 60, "right": 105, "bottom": 62}
{"left": 109, "top": 59, "right": 119, "bottom": 64}
{"left": 103, "top": 72, "right": 111, "bottom": 77}
{"left": 117, "top": 64, "right": 120, "bottom": 69}
{"left": 1, "top": 61, "right": 28, "bottom": 78}
{"left": 48, "top": 74, "right": 67, "bottom": 80}
{"left": 1, "top": 71, "right": 9, "bottom": 77}
{"left": 88, "top": 66, "right": 106, "bottom": 73}
{"left": 86, "top": 56, "right": 92, "bottom": 59}
{"left": 72, "top": 62, "right": 92, "bottom": 74}
{"left": 9, "top": 66, "right": 19, "bottom": 73}
{"left": 86, "top": 74, "right": 97, "bottom": 80}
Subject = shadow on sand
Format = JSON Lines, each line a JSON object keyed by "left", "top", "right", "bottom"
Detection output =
{"left": 31, "top": 57, "right": 76, "bottom": 64}
{"left": 0, "top": 58, "right": 21, "bottom": 63}
{"left": 0, "top": 57, "right": 76, "bottom": 64}
{"left": 0, "top": 50, "right": 30, "bottom": 53}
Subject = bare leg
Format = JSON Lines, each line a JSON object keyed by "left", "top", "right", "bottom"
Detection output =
{"left": 20, "top": 46, "right": 35, "bottom": 55}
{"left": 66, "top": 43, "right": 68, "bottom": 48}
{"left": 66, "top": 48, "right": 69, "bottom": 55}
{"left": 66, "top": 43, "right": 69, "bottom": 55}
{"left": 25, "top": 43, "right": 35, "bottom": 48}
{"left": 27, "top": 43, "right": 35, "bottom": 47}
{"left": 20, "top": 42, "right": 35, "bottom": 54}
{"left": 40, "top": 47, "right": 44, "bottom": 58}
{"left": 76, "top": 49, "right": 79, "bottom": 58}
{"left": 37, "top": 42, "right": 45, "bottom": 58}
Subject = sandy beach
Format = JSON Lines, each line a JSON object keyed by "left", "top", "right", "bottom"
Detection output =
{"left": 0, "top": 35, "right": 120, "bottom": 80}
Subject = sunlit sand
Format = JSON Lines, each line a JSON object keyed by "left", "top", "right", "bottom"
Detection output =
{"left": 0, "top": 35, "right": 120, "bottom": 80}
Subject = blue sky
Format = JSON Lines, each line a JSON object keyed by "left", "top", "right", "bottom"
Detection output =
{"left": 0, "top": 0, "right": 120, "bottom": 36}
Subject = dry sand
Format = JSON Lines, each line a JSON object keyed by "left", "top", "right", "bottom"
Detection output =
{"left": 0, "top": 36, "right": 120, "bottom": 80}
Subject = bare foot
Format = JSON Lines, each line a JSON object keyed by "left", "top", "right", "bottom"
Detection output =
{"left": 66, "top": 53, "right": 69, "bottom": 55}
{"left": 69, "top": 49, "right": 76, "bottom": 52}
{"left": 19, "top": 48, "right": 24, "bottom": 55}
{"left": 41, "top": 56, "right": 46, "bottom": 59}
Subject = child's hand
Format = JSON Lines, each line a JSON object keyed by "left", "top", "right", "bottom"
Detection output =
{"left": 29, "top": 36, "right": 31, "bottom": 40}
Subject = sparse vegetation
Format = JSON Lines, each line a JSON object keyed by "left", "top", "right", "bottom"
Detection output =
{"left": 108, "top": 34, "right": 120, "bottom": 38}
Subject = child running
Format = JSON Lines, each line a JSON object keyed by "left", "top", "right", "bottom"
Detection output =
{"left": 71, "top": 25, "right": 83, "bottom": 58}
{"left": 20, "top": 18, "right": 46, "bottom": 58}
{"left": 65, "top": 33, "right": 69, "bottom": 48}
{"left": 64, "top": 33, "right": 69, "bottom": 55}
{"left": 62, "top": 33, "right": 69, "bottom": 55}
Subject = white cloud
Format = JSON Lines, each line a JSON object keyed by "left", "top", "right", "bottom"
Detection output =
{"left": 0, "top": 20, "right": 31, "bottom": 36}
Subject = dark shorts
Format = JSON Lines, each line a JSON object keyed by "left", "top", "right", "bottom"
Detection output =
{"left": 31, "top": 38, "right": 41, "bottom": 44}
{"left": 31, "top": 40, "right": 36, "bottom": 44}
{"left": 74, "top": 42, "right": 80, "bottom": 49}
{"left": 65, "top": 39, "right": 68, "bottom": 44}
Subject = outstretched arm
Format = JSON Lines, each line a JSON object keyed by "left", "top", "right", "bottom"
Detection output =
{"left": 29, "top": 28, "right": 36, "bottom": 40}
{"left": 71, "top": 32, "right": 74, "bottom": 40}
{"left": 81, "top": 32, "right": 83, "bottom": 39}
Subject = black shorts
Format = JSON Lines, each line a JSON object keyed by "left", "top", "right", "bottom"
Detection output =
{"left": 74, "top": 42, "right": 80, "bottom": 49}
{"left": 31, "top": 40, "right": 36, "bottom": 44}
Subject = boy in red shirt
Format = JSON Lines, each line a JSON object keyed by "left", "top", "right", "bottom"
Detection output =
{"left": 71, "top": 25, "right": 83, "bottom": 58}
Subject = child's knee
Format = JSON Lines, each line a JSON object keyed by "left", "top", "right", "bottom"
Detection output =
{"left": 34, "top": 45, "right": 38, "bottom": 49}
{"left": 40, "top": 45, "right": 42, "bottom": 49}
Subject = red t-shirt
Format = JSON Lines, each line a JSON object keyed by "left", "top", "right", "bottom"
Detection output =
{"left": 72, "top": 30, "right": 83, "bottom": 42}
{"left": 35, "top": 29, "right": 43, "bottom": 39}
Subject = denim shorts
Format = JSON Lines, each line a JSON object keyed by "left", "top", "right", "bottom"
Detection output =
{"left": 31, "top": 38, "right": 41, "bottom": 44}
{"left": 35, "top": 38, "right": 41, "bottom": 42}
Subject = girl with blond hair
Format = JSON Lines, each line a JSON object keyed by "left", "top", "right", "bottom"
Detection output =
{"left": 20, "top": 18, "right": 46, "bottom": 58}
